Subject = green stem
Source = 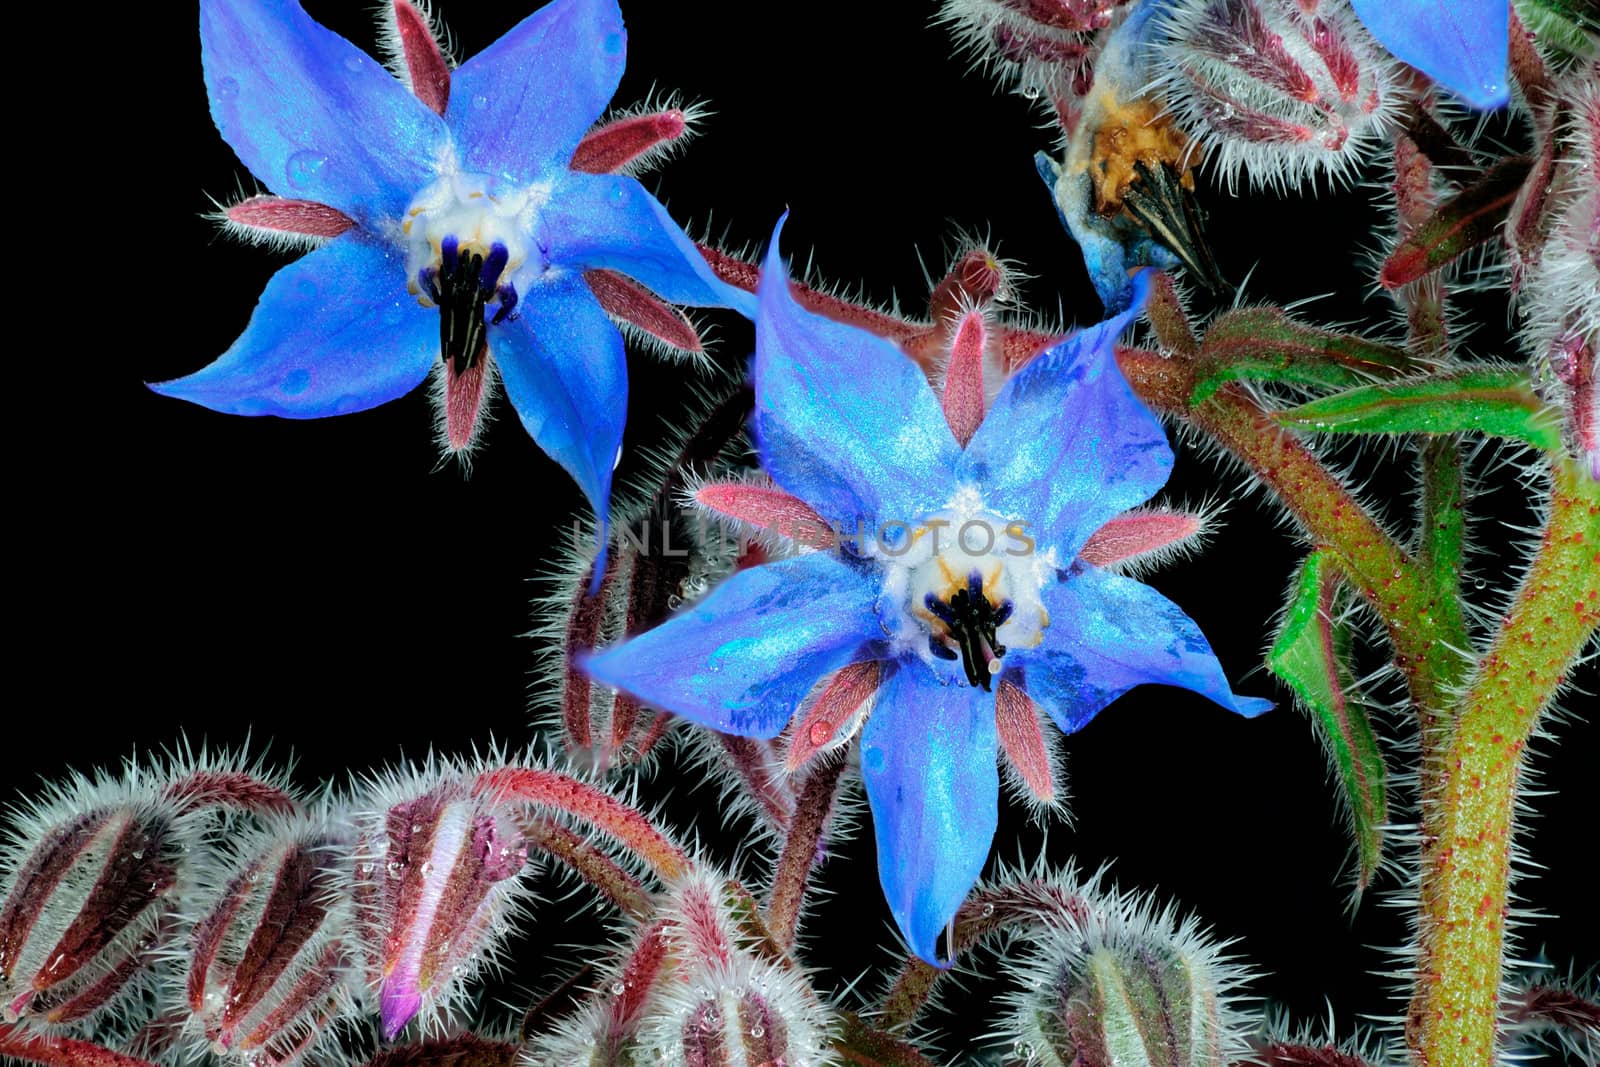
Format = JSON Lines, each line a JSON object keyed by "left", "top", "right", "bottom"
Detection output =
{"left": 1407, "top": 462, "right": 1600, "bottom": 1067}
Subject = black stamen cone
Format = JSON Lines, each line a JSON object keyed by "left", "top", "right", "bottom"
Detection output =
{"left": 435, "top": 241, "right": 511, "bottom": 371}
{"left": 1122, "top": 160, "right": 1229, "bottom": 295}
{"left": 931, "top": 576, "right": 1008, "bottom": 691}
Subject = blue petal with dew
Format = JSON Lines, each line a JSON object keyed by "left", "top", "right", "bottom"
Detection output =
{"left": 493, "top": 274, "right": 628, "bottom": 562}
{"left": 753, "top": 216, "right": 961, "bottom": 530}
{"left": 542, "top": 171, "right": 756, "bottom": 316}
{"left": 1348, "top": 0, "right": 1508, "bottom": 110}
{"left": 1008, "top": 565, "right": 1273, "bottom": 736}
{"left": 446, "top": 0, "right": 628, "bottom": 184}
{"left": 960, "top": 270, "right": 1172, "bottom": 560}
{"left": 200, "top": 0, "right": 447, "bottom": 225}
{"left": 581, "top": 554, "right": 882, "bottom": 738}
{"left": 861, "top": 660, "right": 998, "bottom": 967}
{"left": 150, "top": 235, "right": 435, "bottom": 418}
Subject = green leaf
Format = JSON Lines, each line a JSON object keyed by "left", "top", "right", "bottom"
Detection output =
{"left": 1192, "top": 308, "right": 1418, "bottom": 405}
{"left": 1278, "top": 368, "right": 1564, "bottom": 450}
{"left": 1380, "top": 157, "right": 1533, "bottom": 289}
{"left": 1514, "top": 0, "right": 1600, "bottom": 61}
{"left": 1269, "top": 550, "right": 1389, "bottom": 895}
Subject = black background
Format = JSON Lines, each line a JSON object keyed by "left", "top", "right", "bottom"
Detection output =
{"left": 18, "top": 1, "right": 1597, "bottom": 1061}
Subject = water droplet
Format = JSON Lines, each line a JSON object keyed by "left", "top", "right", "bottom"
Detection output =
{"left": 610, "top": 981, "right": 625, "bottom": 996}
{"left": 451, "top": 964, "right": 463, "bottom": 976}
{"left": 603, "top": 31, "right": 623, "bottom": 55}
{"left": 216, "top": 77, "right": 239, "bottom": 99}
{"left": 386, "top": 861, "right": 403, "bottom": 878}
{"left": 131, "top": 850, "right": 144, "bottom": 860}
{"left": 420, "top": 861, "right": 433, "bottom": 877}
{"left": 750, "top": 1024, "right": 765, "bottom": 1038}
{"left": 247, "top": 870, "right": 259, "bottom": 882}
{"left": 280, "top": 368, "right": 311, "bottom": 395}
{"left": 981, "top": 902, "right": 995, "bottom": 917}
{"left": 410, "top": 823, "right": 422, "bottom": 834}
{"left": 1473, "top": 577, "right": 1486, "bottom": 590}
{"left": 285, "top": 150, "right": 327, "bottom": 190}
{"left": 471, "top": 94, "right": 489, "bottom": 110}
{"left": 1021, "top": 86, "right": 1040, "bottom": 100}
{"left": 863, "top": 745, "right": 886, "bottom": 773}
{"left": 359, "top": 862, "right": 374, "bottom": 875}
{"left": 344, "top": 55, "right": 364, "bottom": 73}
{"left": 807, "top": 719, "right": 835, "bottom": 745}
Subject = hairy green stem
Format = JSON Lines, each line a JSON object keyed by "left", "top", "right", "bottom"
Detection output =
{"left": 1407, "top": 462, "right": 1600, "bottom": 1067}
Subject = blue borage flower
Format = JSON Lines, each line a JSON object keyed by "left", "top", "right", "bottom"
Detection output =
{"left": 1347, "top": 0, "right": 1509, "bottom": 110}
{"left": 585, "top": 218, "right": 1271, "bottom": 965}
{"left": 155, "top": 0, "right": 754, "bottom": 560}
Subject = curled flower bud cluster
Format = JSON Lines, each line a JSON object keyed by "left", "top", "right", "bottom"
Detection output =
{"left": 526, "top": 871, "right": 838, "bottom": 1066}
{"left": 1149, "top": 0, "right": 1402, "bottom": 190}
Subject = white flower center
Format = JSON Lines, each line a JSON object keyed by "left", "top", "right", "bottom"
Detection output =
{"left": 401, "top": 167, "right": 549, "bottom": 313}
{"left": 873, "top": 490, "right": 1052, "bottom": 687}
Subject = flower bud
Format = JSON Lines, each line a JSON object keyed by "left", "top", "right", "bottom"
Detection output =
{"left": 1150, "top": 0, "right": 1402, "bottom": 190}
{"left": 179, "top": 814, "right": 355, "bottom": 1066}
{"left": 352, "top": 768, "right": 531, "bottom": 1041}
{"left": 942, "top": 0, "right": 1129, "bottom": 101}
{"left": 1005, "top": 891, "right": 1252, "bottom": 1067}
{"left": 0, "top": 781, "right": 188, "bottom": 1030}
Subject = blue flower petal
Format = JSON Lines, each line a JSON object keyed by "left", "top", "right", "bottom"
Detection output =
{"left": 492, "top": 274, "right": 627, "bottom": 542}
{"left": 861, "top": 661, "right": 997, "bottom": 966}
{"left": 446, "top": 0, "right": 626, "bottom": 185}
{"left": 1010, "top": 566, "right": 1273, "bottom": 735}
{"left": 150, "top": 236, "right": 434, "bottom": 418}
{"left": 200, "top": 0, "right": 447, "bottom": 225}
{"left": 582, "top": 554, "right": 882, "bottom": 738}
{"left": 959, "top": 271, "right": 1171, "bottom": 559}
{"left": 1348, "top": 0, "right": 1509, "bottom": 109}
{"left": 754, "top": 217, "right": 961, "bottom": 530}
{"left": 541, "top": 172, "right": 756, "bottom": 316}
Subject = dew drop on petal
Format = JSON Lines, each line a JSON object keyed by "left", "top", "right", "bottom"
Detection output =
{"left": 280, "top": 369, "right": 311, "bottom": 395}
{"left": 216, "top": 77, "right": 238, "bottom": 99}
{"left": 285, "top": 150, "right": 327, "bottom": 190}
{"left": 863, "top": 745, "right": 885, "bottom": 773}
{"left": 471, "top": 94, "right": 489, "bottom": 110}
{"left": 603, "top": 32, "right": 623, "bottom": 55}
{"left": 344, "top": 55, "right": 363, "bottom": 72}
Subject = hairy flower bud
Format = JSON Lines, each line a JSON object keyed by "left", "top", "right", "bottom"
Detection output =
{"left": 941, "top": 0, "right": 1131, "bottom": 101}
{"left": 1150, "top": 0, "right": 1401, "bottom": 190}
{"left": 1521, "top": 69, "right": 1599, "bottom": 476}
{"left": 0, "top": 781, "right": 189, "bottom": 1031}
{"left": 352, "top": 768, "right": 531, "bottom": 1041}
{"left": 178, "top": 814, "right": 355, "bottom": 1066}
{"left": 525, "top": 872, "right": 837, "bottom": 1066}
{"left": 1004, "top": 890, "right": 1252, "bottom": 1067}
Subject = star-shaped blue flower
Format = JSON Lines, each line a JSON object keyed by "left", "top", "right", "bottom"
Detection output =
{"left": 585, "top": 219, "right": 1271, "bottom": 964}
{"left": 155, "top": 0, "right": 753, "bottom": 550}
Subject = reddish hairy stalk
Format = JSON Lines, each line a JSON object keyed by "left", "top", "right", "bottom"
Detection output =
{"left": 715, "top": 735, "right": 793, "bottom": 836}
{"left": 1249, "top": 1041, "right": 1381, "bottom": 1067}
{"left": 522, "top": 818, "right": 652, "bottom": 919}
{"left": 879, "top": 879, "right": 1091, "bottom": 1030}
{"left": 585, "top": 269, "right": 704, "bottom": 353}
{"left": 164, "top": 771, "right": 300, "bottom": 816}
{"left": 994, "top": 682, "right": 1054, "bottom": 801}
{"left": 0, "top": 1025, "right": 162, "bottom": 1067}
{"left": 1115, "top": 348, "right": 1467, "bottom": 718}
{"left": 225, "top": 196, "right": 356, "bottom": 239}
{"left": 1407, "top": 464, "right": 1600, "bottom": 1067}
{"left": 390, "top": 1, "right": 451, "bottom": 115}
{"left": 361, "top": 1034, "right": 519, "bottom": 1067}
{"left": 602, "top": 920, "right": 672, "bottom": 1045}
{"left": 475, "top": 767, "right": 688, "bottom": 881}
{"left": 1505, "top": 7, "right": 1552, "bottom": 112}
{"left": 697, "top": 244, "right": 926, "bottom": 345}
{"left": 572, "top": 109, "right": 690, "bottom": 174}
{"left": 763, "top": 754, "right": 847, "bottom": 949}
